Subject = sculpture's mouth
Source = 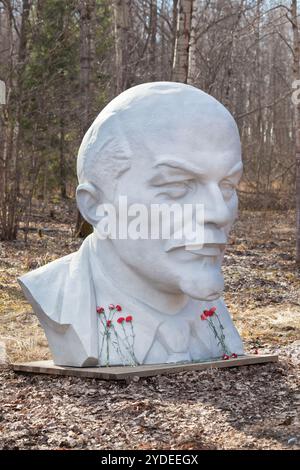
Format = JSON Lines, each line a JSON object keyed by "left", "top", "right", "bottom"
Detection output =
{"left": 165, "top": 242, "right": 225, "bottom": 257}
{"left": 185, "top": 244, "right": 225, "bottom": 257}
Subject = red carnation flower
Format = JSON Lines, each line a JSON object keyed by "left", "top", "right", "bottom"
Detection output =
{"left": 203, "top": 310, "right": 209, "bottom": 317}
{"left": 108, "top": 304, "right": 115, "bottom": 310}
{"left": 231, "top": 353, "right": 237, "bottom": 358}
{"left": 106, "top": 320, "right": 112, "bottom": 327}
{"left": 115, "top": 305, "right": 122, "bottom": 312}
{"left": 117, "top": 317, "right": 125, "bottom": 324}
{"left": 126, "top": 315, "right": 133, "bottom": 322}
{"left": 222, "top": 354, "right": 230, "bottom": 360}
{"left": 96, "top": 306, "right": 104, "bottom": 314}
{"left": 206, "top": 307, "right": 216, "bottom": 317}
{"left": 200, "top": 313, "right": 207, "bottom": 321}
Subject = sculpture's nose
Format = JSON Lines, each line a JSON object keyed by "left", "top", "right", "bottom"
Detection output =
{"left": 200, "top": 182, "right": 233, "bottom": 229}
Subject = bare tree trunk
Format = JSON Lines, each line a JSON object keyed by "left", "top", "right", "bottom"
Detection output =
{"left": 291, "top": 0, "right": 300, "bottom": 264}
{"left": 187, "top": 0, "right": 198, "bottom": 84}
{"left": 0, "top": 0, "right": 31, "bottom": 240}
{"left": 149, "top": 0, "right": 157, "bottom": 80}
{"left": 254, "top": 0, "right": 263, "bottom": 206}
{"left": 113, "top": 0, "right": 130, "bottom": 94}
{"left": 75, "top": 0, "right": 96, "bottom": 238}
{"left": 59, "top": 109, "right": 67, "bottom": 199}
{"left": 159, "top": 0, "right": 169, "bottom": 79}
{"left": 79, "top": 0, "right": 95, "bottom": 134}
{"left": 171, "top": 0, "right": 178, "bottom": 78}
{"left": 172, "top": 0, "right": 193, "bottom": 83}
{"left": 223, "top": 0, "right": 244, "bottom": 108}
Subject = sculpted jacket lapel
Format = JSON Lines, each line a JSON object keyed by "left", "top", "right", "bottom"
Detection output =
{"left": 18, "top": 237, "right": 98, "bottom": 367}
{"left": 18, "top": 233, "right": 162, "bottom": 367}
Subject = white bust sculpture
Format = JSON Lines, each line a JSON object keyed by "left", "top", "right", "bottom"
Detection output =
{"left": 18, "top": 82, "right": 244, "bottom": 367}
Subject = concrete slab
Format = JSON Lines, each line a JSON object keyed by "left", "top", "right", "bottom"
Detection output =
{"left": 12, "top": 354, "right": 278, "bottom": 381}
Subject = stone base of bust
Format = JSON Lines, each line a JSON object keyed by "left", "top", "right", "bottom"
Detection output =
{"left": 12, "top": 355, "right": 279, "bottom": 381}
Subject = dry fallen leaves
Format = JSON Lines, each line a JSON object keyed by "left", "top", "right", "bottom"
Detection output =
{"left": 0, "top": 205, "right": 299, "bottom": 450}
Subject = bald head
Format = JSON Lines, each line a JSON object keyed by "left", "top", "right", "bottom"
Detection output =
{"left": 77, "top": 82, "right": 240, "bottom": 198}
{"left": 76, "top": 82, "right": 242, "bottom": 302}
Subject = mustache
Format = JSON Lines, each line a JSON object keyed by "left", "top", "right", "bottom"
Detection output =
{"left": 165, "top": 242, "right": 226, "bottom": 254}
{"left": 164, "top": 226, "right": 227, "bottom": 253}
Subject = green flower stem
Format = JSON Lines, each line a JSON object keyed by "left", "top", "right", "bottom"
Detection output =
{"left": 106, "top": 330, "right": 110, "bottom": 366}
{"left": 121, "top": 323, "right": 139, "bottom": 365}
{"left": 99, "top": 329, "right": 106, "bottom": 363}
{"left": 130, "top": 322, "right": 139, "bottom": 365}
{"left": 215, "top": 314, "right": 230, "bottom": 355}
{"left": 98, "top": 308, "right": 139, "bottom": 366}
{"left": 98, "top": 312, "right": 108, "bottom": 364}
{"left": 207, "top": 316, "right": 230, "bottom": 356}
{"left": 111, "top": 325, "right": 127, "bottom": 365}
{"left": 109, "top": 307, "right": 117, "bottom": 321}
{"left": 99, "top": 308, "right": 117, "bottom": 367}
{"left": 215, "top": 313, "right": 225, "bottom": 331}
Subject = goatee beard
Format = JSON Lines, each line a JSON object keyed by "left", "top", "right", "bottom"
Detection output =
{"left": 179, "top": 271, "right": 224, "bottom": 301}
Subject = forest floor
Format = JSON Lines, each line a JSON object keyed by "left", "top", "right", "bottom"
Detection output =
{"left": 0, "top": 204, "right": 299, "bottom": 450}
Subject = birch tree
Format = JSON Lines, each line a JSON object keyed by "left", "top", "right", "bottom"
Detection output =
{"left": 172, "top": 0, "right": 193, "bottom": 83}
{"left": 149, "top": 0, "right": 157, "bottom": 80}
{"left": 113, "top": 0, "right": 130, "bottom": 94}
{"left": 187, "top": 0, "right": 198, "bottom": 84}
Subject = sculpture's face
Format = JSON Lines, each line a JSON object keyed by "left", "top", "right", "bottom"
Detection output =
{"left": 108, "top": 111, "right": 242, "bottom": 303}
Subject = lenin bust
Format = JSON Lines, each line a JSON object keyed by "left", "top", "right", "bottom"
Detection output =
{"left": 18, "top": 82, "right": 244, "bottom": 367}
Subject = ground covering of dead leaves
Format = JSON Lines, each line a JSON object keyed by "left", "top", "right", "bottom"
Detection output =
{"left": 0, "top": 205, "right": 299, "bottom": 450}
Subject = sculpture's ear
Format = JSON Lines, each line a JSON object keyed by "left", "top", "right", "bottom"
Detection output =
{"left": 76, "top": 183, "right": 103, "bottom": 227}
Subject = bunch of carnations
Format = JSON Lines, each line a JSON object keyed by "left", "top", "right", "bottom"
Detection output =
{"left": 96, "top": 304, "right": 138, "bottom": 366}
{"left": 200, "top": 307, "right": 238, "bottom": 360}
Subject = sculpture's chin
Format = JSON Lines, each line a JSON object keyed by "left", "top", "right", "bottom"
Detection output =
{"left": 199, "top": 291, "right": 222, "bottom": 301}
{"left": 179, "top": 271, "right": 224, "bottom": 301}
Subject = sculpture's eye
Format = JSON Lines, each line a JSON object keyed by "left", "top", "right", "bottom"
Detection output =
{"left": 157, "top": 181, "right": 192, "bottom": 199}
{"left": 219, "top": 181, "right": 236, "bottom": 200}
